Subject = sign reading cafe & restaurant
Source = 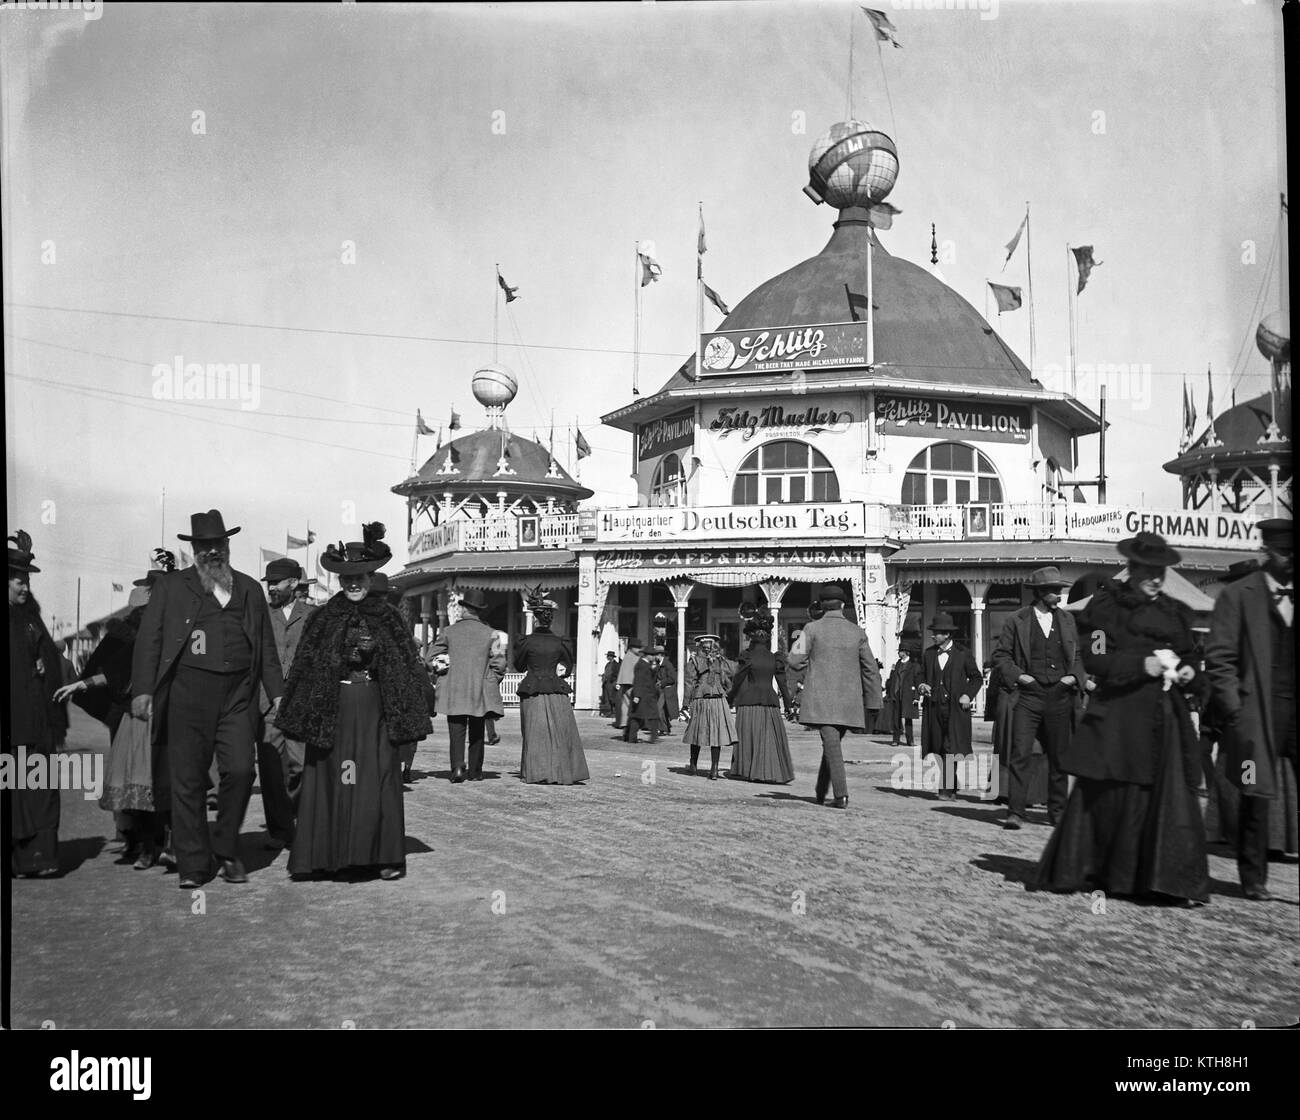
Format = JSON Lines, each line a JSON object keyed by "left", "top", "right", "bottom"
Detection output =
{"left": 699, "top": 321, "right": 867, "bottom": 375}
{"left": 875, "top": 395, "right": 1031, "bottom": 444}
{"left": 597, "top": 502, "right": 866, "bottom": 544}
{"left": 636, "top": 408, "right": 694, "bottom": 461}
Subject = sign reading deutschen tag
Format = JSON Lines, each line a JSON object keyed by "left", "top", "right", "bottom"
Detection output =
{"left": 700, "top": 322, "right": 867, "bottom": 375}
{"left": 597, "top": 502, "right": 866, "bottom": 544}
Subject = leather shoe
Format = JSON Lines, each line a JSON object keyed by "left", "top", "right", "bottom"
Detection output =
{"left": 685, "top": 763, "right": 697, "bottom": 776}
{"left": 179, "top": 874, "right": 207, "bottom": 889}
{"left": 830, "top": 796, "right": 849, "bottom": 809}
{"left": 218, "top": 858, "right": 248, "bottom": 884}
{"left": 379, "top": 867, "right": 404, "bottom": 881}
{"left": 1003, "top": 813, "right": 1024, "bottom": 831}
{"left": 450, "top": 766, "right": 467, "bottom": 784}
{"left": 469, "top": 771, "right": 484, "bottom": 781}
{"left": 1243, "top": 884, "right": 1274, "bottom": 902}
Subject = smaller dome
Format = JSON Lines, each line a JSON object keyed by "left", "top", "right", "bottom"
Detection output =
{"left": 807, "top": 120, "right": 898, "bottom": 209}
{"left": 1256, "top": 310, "right": 1290, "bottom": 363}
{"left": 472, "top": 364, "right": 519, "bottom": 409}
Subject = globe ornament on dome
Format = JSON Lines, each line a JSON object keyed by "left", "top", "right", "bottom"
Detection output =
{"left": 1256, "top": 310, "right": 1290, "bottom": 364}
{"left": 804, "top": 119, "right": 900, "bottom": 222}
{"left": 472, "top": 363, "right": 518, "bottom": 408}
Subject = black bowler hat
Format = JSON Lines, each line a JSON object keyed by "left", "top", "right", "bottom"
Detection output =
{"left": 177, "top": 510, "right": 240, "bottom": 541}
{"left": 815, "top": 582, "right": 847, "bottom": 603}
{"left": 1257, "top": 518, "right": 1293, "bottom": 553}
{"left": 7, "top": 530, "right": 39, "bottom": 574}
{"left": 928, "top": 611, "right": 959, "bottom": 634}
{"left": 1118, "top": 531, "right": 1181, "bottom": 568}
{"left": 455, "top": 587, "right": 488, "bottom": 611}
{"left": 321, "top": 522, "right": 391, "bottom": 577}
{"left": 262, "top": 558, "right": 304, "bottom": 583}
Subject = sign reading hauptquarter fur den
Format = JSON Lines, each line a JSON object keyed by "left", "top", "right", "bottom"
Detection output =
{"left": 597, "top": 502, "right": 866, "bottom": 543}
{"left": 875, "top": 395, "right": 1031, "bottom": 444}
{"left": 699, "top": 322, "right": 867, "bottom": 375}
{"left": 636, "top": 408, "right": 694, "bottom": 461}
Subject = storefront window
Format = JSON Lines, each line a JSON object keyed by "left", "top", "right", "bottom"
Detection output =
{"left": 732, "top": 440, "right": 839, "bottom": 505}
{"left": 900, "top": 442, "right": 1003, "bottom": 506}
{"left": 651, "top": 453, "right": 686, "bottom": 507}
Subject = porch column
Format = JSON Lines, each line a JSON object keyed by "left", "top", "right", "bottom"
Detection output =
{"left": 1207, "top": 467, "right": 1219, "bottom": 513}
{"left": 575, "top": 553, "right": 600, "bottom": 711}
{"left": 1269, "top": 461, "right": 1281, "bottom": 517}
{"left": 758, "top": 579, "right": 790, "bottom": 652}
{"left": 637, "top": 583, "right": 652, "bottom": 644}
{"left": 667, "top": 580, "right": 695, "bottom": 710}
{"left": 964, "top": 580, "right": 990, "bottom": 718}
{"left": 419, "top": 591, "right": 434, "bottom": 650}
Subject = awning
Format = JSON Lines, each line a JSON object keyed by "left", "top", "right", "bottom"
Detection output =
{"left": 887, "top": 540, "right": 1251, "bottom": 574}
{"left": 396, "top": 550, "right": 578, "bottom": 591}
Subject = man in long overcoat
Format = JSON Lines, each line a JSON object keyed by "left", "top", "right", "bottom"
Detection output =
{"left": 613, "top": 639, "right": 643, "bottom": 729}
{"left": 919, "top": 612, "right": 984, "bottom": 801}
{"left": 1204, "top": 517, "right": 1295, "bottom": 901}
{"left": 600, "top": 652, "right": 619, "bottom": 717}
{"left": 990, "top": 566, "right": 1088, "bottom": 828}
{"left": 429, "top": 588, "right": 505, "bottom": 783}
{"left": 787, "top": 583, "right": 881, "bottom": 809}
{"left": 131, "top": 511, "right": 283, "bottom": 887}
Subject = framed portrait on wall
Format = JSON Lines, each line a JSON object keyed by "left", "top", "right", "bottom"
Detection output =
{"left": 965, "top": 503, "right": 990, "bottom": 540}
{"left": 517, "top": 516, "right": 539, "bottom": 547}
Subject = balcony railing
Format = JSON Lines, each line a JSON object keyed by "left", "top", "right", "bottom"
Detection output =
{"left": 886, "top": 502, "right": 1057, "bottom": 542}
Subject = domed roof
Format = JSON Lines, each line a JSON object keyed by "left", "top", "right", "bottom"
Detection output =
{"left": 712, "top": 212, "right": 1035, "bottom": 390}
{"left": 1163, "top": 390, "right": 1291, "bottom": 474}
{"left": 392, "top": 429, "right": 593, "bottom": 501}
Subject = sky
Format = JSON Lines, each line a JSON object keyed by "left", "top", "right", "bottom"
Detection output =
{"left": 2, "top": 0, "right": 1288, "bottom": 637}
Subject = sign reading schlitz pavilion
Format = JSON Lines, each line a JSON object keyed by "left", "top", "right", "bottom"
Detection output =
{"left": 597, "top": 502, "right": 867, "bottom": 543}
{"left": 875, "top": 394, "right": 1031, "bottom": 444}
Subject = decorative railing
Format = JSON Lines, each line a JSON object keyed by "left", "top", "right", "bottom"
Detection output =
{"left": 886, "top": 502, "right": 1057, "bottom": 542}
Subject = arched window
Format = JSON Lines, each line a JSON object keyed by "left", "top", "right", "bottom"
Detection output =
{"left": 732, "top": 440, "right": 840, "bottom": 505}
{"left": 900, "top": 442, "right": 1003, "bottom": 505}
{"left": 651, "top": 453, "right": 685, "bottom": 507}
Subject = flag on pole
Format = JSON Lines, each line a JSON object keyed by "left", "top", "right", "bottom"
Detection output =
{"left": 1181, "top": 378, "right": 1197, "bottom": 444}
{"left": 861, "top": 7, "right": 902, "bottom": 48}
{"left": 449, "top": 407, "right": 462, "bottom": 431}
{"left": 697, "top": 208, "right": 707, "bottom": 256}
{"left": 637, "top": 242, "right": 662, "bottom": 286}
{"left": 497, "top": 269, "right": 519, "bottom": 303}
{"left": 416, "top": 409, "right": 435, "bottom": 436}
{"left": 1205, "top": 365, "right": 1214, "bottom": 421}
{"left": 702, "top": 281, "right": 730, "bottom": 316}
{"left": 575, "top": 429, "right": 592, "bottom": 459}
{"left": 287, "top": 533, "right": 309, "bottom": 550}
{"left": 261, "top": 547, "right": 289, "bottom": 566}
{"left": 1003, "top": 212, "right": 1028, "bottom": 269}
{"left": 988, "top": 281, "right": 1023, "bottom": 314}
{"left": 1071, "top": 245, "right": 1102, "bottom": 294}
{"left": 112, "top": 582, "right": 124, "bottom": 592}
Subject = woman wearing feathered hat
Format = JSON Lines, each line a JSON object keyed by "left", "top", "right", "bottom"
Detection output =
{"left": 1037, "top": 531, "right": 1209, "bottom": 905}
{"left": 512, "top": 591, "right": 589, "bottom": 784}
{"left": 276, "top": 524, "right": 431, "bottom": 881}
{"left": 726, "top": 610, "right": 794, "bottom": 784}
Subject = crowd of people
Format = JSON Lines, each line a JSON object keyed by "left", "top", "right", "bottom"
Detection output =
{"left": 5, "top": 513, "right": 1295, "bottom": 906}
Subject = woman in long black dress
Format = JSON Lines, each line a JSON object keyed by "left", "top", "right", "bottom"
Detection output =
{"left": 277, "top": 525, "right": 430, "bottom": 881}
{"left": 514, "top": 595, "right": 590, "bottom": 784}
{"left": 727, "top": 612, "right": 794, "bottom": 783}
{"left": 1037, "top": 532, "right": 1209, "bottom": 905}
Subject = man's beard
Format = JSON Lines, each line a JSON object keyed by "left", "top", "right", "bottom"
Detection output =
{"left": 197, "top": 556, "right": 233, "bottom": 594}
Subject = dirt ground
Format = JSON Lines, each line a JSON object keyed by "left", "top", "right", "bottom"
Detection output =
{"left": 10, "top": 708, "right": 1297, "bottom": 1029}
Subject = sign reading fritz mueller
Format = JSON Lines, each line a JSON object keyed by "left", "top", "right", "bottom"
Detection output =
{"left": 700, "top": 322, "right": 867, "bottom": 375}
{"left": 875, "top": 395, "right": 1031, "bottom": 444}
{"left": 597, "top": 502, "right": 865, "bottom": 544}
{"left": 637, "top": 409, "right": 694, "bottom": 461}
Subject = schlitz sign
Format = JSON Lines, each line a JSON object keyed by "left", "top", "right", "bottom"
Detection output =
{"left": 875, "top": 395, "right": 1031, "bottom": 444}
{"left": 699, "top": 321, "right": 867, "bottom": 375}
{"left": 637, "top": 408, "right": 694, "bottom": 461}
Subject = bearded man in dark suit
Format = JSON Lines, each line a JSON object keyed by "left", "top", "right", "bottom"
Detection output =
{"left": 131, "top": 511, "right": 283, "bottom": 888}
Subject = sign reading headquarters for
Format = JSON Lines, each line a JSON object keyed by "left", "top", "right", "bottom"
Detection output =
{"left": 636, "top": 409, "right": 694, "bottom": 461}
{"left": 700, "top": 322, "right": 868, "bottom": 375}
{"left": 597, "top": 502, "right": 866, "bottom": 544}
{"left": 875, "top": 394, "right": 1031, "bottom": 444}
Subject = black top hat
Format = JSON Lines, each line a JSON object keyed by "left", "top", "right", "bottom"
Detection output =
{"left": 262, "top": 557, "right": 304, "bottom": 583}
{"left": 1257, "top": 517, "right": 1293, "bottom": 551}
{"left": 1063, "top": 570, "right": 1109, "bottom": 612}
{"left": 455, "top": 587, "right": 488, "bottom": 612}
{"left": 815, "top": 582, "right": 847, "bottom": 603}
{"left": 177, "top": 510, "right": 240, "bottom": 541}
{"left": 132, "top": 569, "right": 169, "bottom": 589}
{"left": 928, "top": 611, "right": 959, "bottom": 633}
{"left": 7, "top": 530, "right": 39, "bottom": 574}
{"left": 1118, "top": 531, "right": 1181, "bottom": 568}
{"left": 1025, "top": 565, "right": 1070, "bottom": 589}
{"left": 321, "top": 522, "right": 391, "bottom": 577}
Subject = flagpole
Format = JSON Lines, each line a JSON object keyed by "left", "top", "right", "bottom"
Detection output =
{"left": 160, "top": 487, "right": 165, "bottom": 548}
{"left": 306, "top": 520, "right": 312, "bottom": 584}
{"left": 866, "top": 224, "right": 875, "bottom": 366}
{"left": 493, "top": 264, "right": 499, "bottom": 362}
{"left": 633, "top": 244, "right": 641, "bottom": 396}
{"left": 1024, "top": 203, "right": 1036, "bottom": 378}
{"left": 846, "top": 4, "right": 854, "bottom": 120}
{"left": 1068, "top": 244, "right": 1079, "bottom": 472}
{"left": 695, "top": 203, "right": 704, "bottom": 384}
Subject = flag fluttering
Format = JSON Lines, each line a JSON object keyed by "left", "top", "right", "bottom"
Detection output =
{"left": 287, "top": 534, "right": 308, "bottom": 550}
{"left": 861, "top": 6, "right": 902, "bottom": 48}
{"left": 1205, "top": 365, "right": 1214, "bottom": 422}
{"left": 845, "top": 285, "right": 872, "bottom": 322}
{"left": 1003, "top": 213, "right": 1028, "bottom": 269}
{"left": 416, "top": 409, "right": 435, "bottom": 436}
{"left": 988, "top": 281, "right": 1023, "bottom": 314}
{"left": 638, "top": 242, "right": 662, "bottom": 287}
{"left": 261, "top": 547, "right": 289, "bottom": 566}
{"left": 575, "top": 429, "right": 592, "bottom": 459}
{"left": 497, "top": 270, "right": 519, "bottom": 303}
{"left": 449, "top": 407, "right": 462, "bottom": 431}
{"left": 112, "top": 582, "right": 124, "bottom": 592}
{"left": 697, "top": 209, "right": 707, "bottom": 256}
{"left": 702, "top": 281, "right": 730, "bottom": 317}
{"left": 1071, "top": 245, "right": 1101, "bottom": 294}
{"left": 1181, "top": 378, "right": 1197, "bottom": 448}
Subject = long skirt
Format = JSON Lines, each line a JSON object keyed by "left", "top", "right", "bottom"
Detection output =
{"left": 100, "top": 713, "right": 165, "bottom": 813}
{"left": 7, "top": 741, "right": 60, "bottom": 875}
{"left": 731, "top": 706, "right": 794, "bottom": 783}
{"left": 289, "top": 679, "right": 405, "bottom": 874}
{"left": 1037, "top": 700, "right": 1208, "bottom": 902}
{"left": 520, "top": 693, "right": 590, "bottom": 784}
{"left": 685, "top": 696, "right": 736, "bottom": 748}
{"left": 1205, "top": 749, "right": 1298, "bottom": 855}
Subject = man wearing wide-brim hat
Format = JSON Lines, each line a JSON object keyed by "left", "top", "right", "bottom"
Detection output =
{"left": 131, "top": 511, "right": 284, "bottom": 888}
{"left": 1204, "top": 517, "right": 1296, "bottom": 901}
{"left": 918, "top": 611, "right": 984, "bottom": 801}
{"left": 255, "top": 556, "right": 316, "bottom": 850}
{"left": 991, "top": 566, "right": 1089, "bottom": 829}
{"left": 427, "top": 587, "right": 506, "bottom": 783}
{"left": 787, "top": 583, "right": 881, "bottom": 808}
